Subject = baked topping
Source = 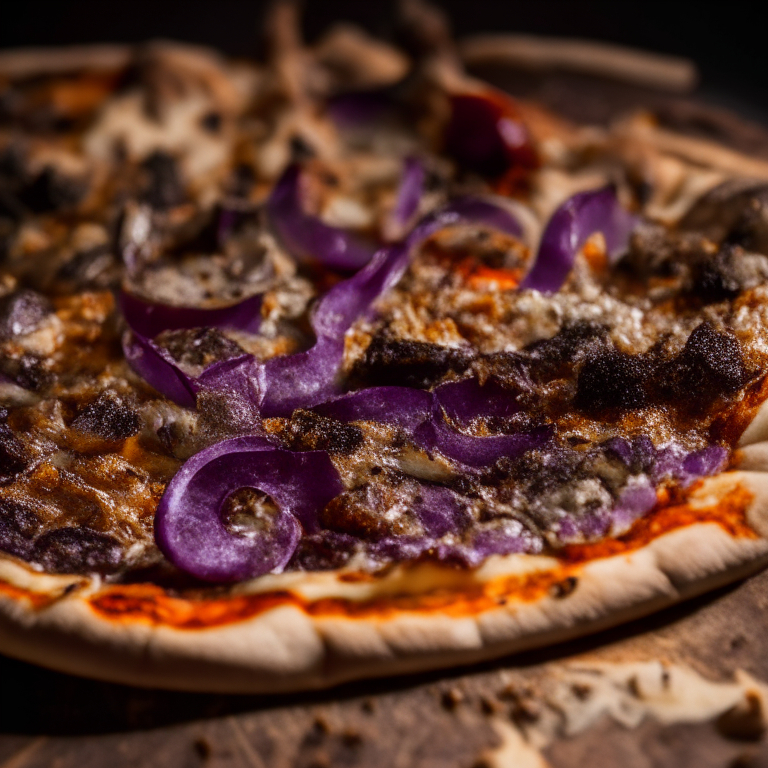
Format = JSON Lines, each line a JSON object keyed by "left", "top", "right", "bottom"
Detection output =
{"left": 2, "top": 7, "right": 768, "bottom": 586}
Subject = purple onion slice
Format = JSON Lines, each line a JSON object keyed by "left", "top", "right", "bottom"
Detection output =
{"left": 155, "top": 436, "right": 343, "bottom": 582}
{"left": 384, "top": 156, "right": 426, "bottom": 240}
{"left": 413, "top": 484, "right": 470, "bottom": 538}
{"left": 434, "top": 377, "right": 520, "bottom": 427}
{"left": 416, "top": 414, "right": 552, "bottom": 469}
{"left": 653, "top": 443, "right": 728, "bottom": 487}
{"left": 520, "top": 186, "right": 638, "bottom": 293}
{"left": 259, "top": 336, "right": 346, "bottom": 417}
{"left": 312, "top": 386, "right": 433, "bottom": 431}
{"left": 467, "top": 521, "right": 544, "bottom": 562}
{"left": 266, "top": 164, "right": 375, "bottom": 271}
{"left": 122, "top": 331, "right": 198, "bottom": 409}
{"left": 120, "top": 291, "right": 262, "bottom": 338}
{"left": 327, "top": 89, "right": 394, "bottom": 129}
{"left": 610, "top": 480, "right": 658, "bottom": 536}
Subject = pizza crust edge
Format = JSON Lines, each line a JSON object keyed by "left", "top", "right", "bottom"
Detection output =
{"left": 3, "top": 463, "right": 768, "bottom": 693}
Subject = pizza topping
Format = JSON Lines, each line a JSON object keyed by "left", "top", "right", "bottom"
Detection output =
{"left": 575, "top": 346, "right": 653, "bottom": 414}
{"left": 385, "top": 156, "right": 426, "bottom": 241}
{"left": 122, "top": 331, "right": 199, "bottom": 408}
{"left": 0, "top": 499, "right": 40, "bottom": 560}
{"left": 70, "top": 390, "right": 141, "bottom": 443}
{"left": 0, "top": 289, "right": 53, "bottom": 339}
{"left": 0, "top": 409, "right": 29, "bottom": 484}
{"left": 663, "top": 322, "right": 747, "bottom": 405}
{"left": 349, "top": 335, "right": 474, "bottom": 390}
{"left": 155, "top": 436, "right": 339, "bottom": 582}
{"left": 155, "top": 327, "right": 247, "bottom": 375}
{"left": 258, "top": 195, "right": 524, "bottom": 416}
{"left": 521, "top": 186, "right": 638, "bottom": 293}
{"left": 119, "top": 290, "right": 263, "bottom": 339}
{"left": 267, "top": 164, "right": 377, "bottom": 271}
{"left": 139, "top": 150, "right": 186, "bottom": 211}
{"left": 30, "top": 527, "right": 123, "bottom": 575}
{"left": 277, "top": 409, "right": 365, "bottom": 454}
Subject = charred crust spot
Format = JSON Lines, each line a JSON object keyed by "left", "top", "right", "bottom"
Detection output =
{"left": 140, "top": 150, "right": 185, "bottom": 210}
{"left": 156, "top": 327, "right": 246, "bottom": 370}
{"left": 0, "top": 289, "right": 52, "bottom": 339}
{"left": 550, "top": 575, "right": 578, "bottom": 598}
{"left": 350, "top": 334, "right": 474, "bottom": 390}
{"left": 30, "top": 527, "right": 123, "bottom": 575}
{"left": 71, "top": 390, "right": 141, "bottom": 441}
{"left": 662, "top": 322, "right": 747, "bottom": 407}
{"left": 282, "top": 410, "right": 364, "bottom": 454}
{"left": 575, "top": 347, "right": 653, "bottom": 414}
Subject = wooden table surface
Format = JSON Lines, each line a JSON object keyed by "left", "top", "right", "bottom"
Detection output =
{"left": 4, "top": 71, "right": 768, "bottom": 768}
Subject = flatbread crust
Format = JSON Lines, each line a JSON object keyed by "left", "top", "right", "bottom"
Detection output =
{"left": 3, "top": 466, "right": 768, "bottom": 692}
{"left": 4, "top": 38, "right": 768, "bottom": 693}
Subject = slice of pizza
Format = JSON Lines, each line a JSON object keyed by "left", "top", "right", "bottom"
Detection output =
{"left": 3, "top": 1, "right": 768, "bottom": 693}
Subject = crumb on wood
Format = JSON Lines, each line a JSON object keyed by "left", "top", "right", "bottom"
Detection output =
{"left": 441, "top": 687, "right": 465, "bottom": 710}
{"left": 510, "top": 698, "right": 542, "bottom": 726}
{"left": 728, "top": 753, "right": 757, "bottom": 768}
{"left": 571, "top": 682, "right": 592, "bottom": 701}
{"left": 341, "top": 729, "right": 363, "bottom": 748}
{"left": 480, "top": 695, "right": 501, "bottom": 715}
{"left": 730, "top": 634, "right": 748, "bottom": 651}
{"left": 192, "top": 737, "right": 212, "bottom": 760}
{"left": 497, "top": 681, "right": 535, "bottom": 702}
{"left": 302, "top": 717, "right": 330, "bottom": 748}
{"left": 717, "top": 692, "right": 766, "bottom": 741}
{"left": 313, "top": 716, "right": 331, "bottom": 735}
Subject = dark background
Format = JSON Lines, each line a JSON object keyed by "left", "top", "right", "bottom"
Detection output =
{"left": 0, "top": 1, "right": 765, "bottom": 120}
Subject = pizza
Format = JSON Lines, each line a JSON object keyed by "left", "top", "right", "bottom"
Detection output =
{"left": 4, "top": 1, "right": 768, "bottom": 694}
